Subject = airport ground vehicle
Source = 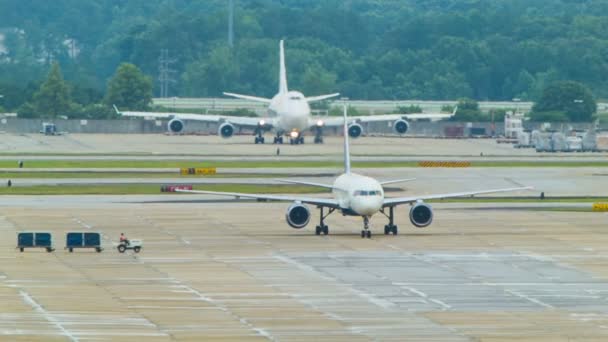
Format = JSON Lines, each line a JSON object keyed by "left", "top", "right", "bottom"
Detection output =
{"left": 117, "top": 239, "right": 142, "bottom": 253}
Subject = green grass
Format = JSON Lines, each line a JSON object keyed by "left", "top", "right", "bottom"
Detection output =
{"left": 0, "top": 184, "right": 327, "bottom": 195}
{"left": 1, "top": 160, "right": 608, "bottom": 169}
{"left": 0, "top": 172, "right": 296, "bottom": 179}
{"left": 428, "top": 196, "right": 608, "bottom": 203}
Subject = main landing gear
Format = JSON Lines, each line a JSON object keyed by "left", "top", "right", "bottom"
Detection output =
{"left": 315, "top": 206, "right": 334, "bottom": 236}
{"left": 361, "top": 216, "right": 372, "bottom": 238}
{"left": 380, "top": 206, "right": 398, "bottom": 235}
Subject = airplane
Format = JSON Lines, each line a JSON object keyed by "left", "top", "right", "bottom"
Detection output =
{"left": 115, "top": 40, "right": 456, "bottom": 144}
{"left": 172, "top": 105, "right": 532, "bottom": 238}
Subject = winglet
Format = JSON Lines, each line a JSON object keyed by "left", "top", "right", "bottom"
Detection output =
{"left": 113, "top": 105, "right": 121, "bottom": 115}
{"left": 279, "top": 40, "right": 288, "bottom": 94}
{"left": 343, "top": 104, "right": 351, "bottom": 174}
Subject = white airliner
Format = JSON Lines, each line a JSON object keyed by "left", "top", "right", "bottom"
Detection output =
{"left": 116, "top": 40, "right": 455, "bottom": 144}
{"left": 174, "top": 106, "right": 531, "bottom": 238}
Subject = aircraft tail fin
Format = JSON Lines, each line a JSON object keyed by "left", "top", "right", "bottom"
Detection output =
{"left": 279, "top": 40, "right": 288, "bottom": 94}
{"left": 343, "top": 104, "right": 351, "bottom": 174}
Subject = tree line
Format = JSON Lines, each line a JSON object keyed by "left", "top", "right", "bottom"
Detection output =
{"left": 0, "top": 0, "right": 606, "bottom": 121}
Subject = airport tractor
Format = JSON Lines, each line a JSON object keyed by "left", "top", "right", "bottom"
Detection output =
{"left": 117, "top": 239, "right": 143, "bottom": 253}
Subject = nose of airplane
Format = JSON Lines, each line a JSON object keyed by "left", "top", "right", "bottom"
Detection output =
{"left": 352, "top": 197, "right": 383, "bottom": 216}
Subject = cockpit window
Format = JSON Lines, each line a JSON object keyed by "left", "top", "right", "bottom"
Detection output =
{"left": 355, "top": 190, "right": 381, "bottom": 196}
{"left": 289, "top": 96, "right": 302, "bottom": 100}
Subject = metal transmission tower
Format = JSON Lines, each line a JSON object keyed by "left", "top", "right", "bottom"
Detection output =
{"left": 228, "top": 0, "right": 234, "bottom": 47}
{"left": 158, "top": 49, "right": 177, "bottom": 98}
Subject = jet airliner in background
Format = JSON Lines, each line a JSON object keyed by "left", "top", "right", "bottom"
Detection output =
{"left": 116, "top": 40, "right": 456, "bottom": 144}
{"left": 174, "top": 105, "right": 531, "bottom": 238}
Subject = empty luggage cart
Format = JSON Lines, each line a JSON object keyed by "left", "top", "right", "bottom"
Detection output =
{"left": 65, "top": 232, "right": 104, "bottom": 253}
{"left": 17, "top": 232, "right": 55, "bottom": 252}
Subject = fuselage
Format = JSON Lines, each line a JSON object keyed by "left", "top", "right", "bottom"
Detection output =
{"left": 268, "top": 91, "right": 311, "bottom": 134}
{"left": 332, "top": 173, "right": 384, "bottom": 216}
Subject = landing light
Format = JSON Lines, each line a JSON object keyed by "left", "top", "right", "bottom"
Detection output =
{"left": 259, "top": 120, "right": 266, "bottom": 126}
{"left": 316, "top": 120, "right": 324, "bottom": 127}
{"left": 290, "top": 131, "right": 299, "bottom": 138}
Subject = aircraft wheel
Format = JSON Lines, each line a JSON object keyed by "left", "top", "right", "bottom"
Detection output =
{"left": 361, "top": 230, "right": 365, "bottom": 238}
{"left": 315, "top": 226, "right": 321, "bottom": 235}
{"left": 322, "top": 225, "right": 329, "bottom": 235}
{"left": 366, "top": 230, "right": 372, "bottom": 239}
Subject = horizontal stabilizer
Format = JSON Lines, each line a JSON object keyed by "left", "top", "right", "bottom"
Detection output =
{"left": 223, "top": 92, "right": 272, "bottom": 103}
{"left": 306, "top": 93, "right": 340, "bottom": 102}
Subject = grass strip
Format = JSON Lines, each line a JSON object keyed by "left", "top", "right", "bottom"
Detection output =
{"left": 427, "top": 196, "right": 608, "bottom": 203}
{"left": 0, "top": 172, "right": 296, "bottom": 179}
{"left": 0, "top": 183, "right": 326, "bottom": 195}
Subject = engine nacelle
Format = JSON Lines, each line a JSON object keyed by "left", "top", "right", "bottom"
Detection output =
{"left": 168, "top": 118, "right": 185, "bottom": 133}
{"left": 409, "top": 201, "right": 433, "bottom": 228}
{"left": 394, "top": 119, "right": 409, "bottom": 134}
{"left": 286, "top": 202, "right": 311, "bottom": 229}
{"left": 348, "top": 123, "right": 363, "bottom": 138}
{"left": 218, "top": 122, "right": 235, "bottom": 138}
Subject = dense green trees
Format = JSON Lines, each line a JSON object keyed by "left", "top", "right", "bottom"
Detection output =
{"left": 105, "top": 63, "right": 153, "bottom": 110}
{"left": 531, "top": 81, "right": 597, "bottom": 122}
{"left": 1, "top": 0, "right": 608, "bottom": 121}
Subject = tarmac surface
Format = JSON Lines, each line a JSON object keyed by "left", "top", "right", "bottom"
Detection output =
{"left": 0, "top": 133, "right": 606, "bottom": 158}
{"left": 0, "top": 134, "right": 606, "bottom": 341}
{"left": 1, "top": 198, "right": 608, "bottom": 341}
{"left": 1, "top": 167, "right": 604, "bottom": 197}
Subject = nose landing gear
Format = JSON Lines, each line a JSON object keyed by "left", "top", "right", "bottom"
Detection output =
{"left": 254, "top": 126, "right": 265, "bottom": 144}
{"left": 313, "top": 126, "right": 324, "bottom": 144}
{"left": 361, "top": 216, "right": 372, "bottom": 238}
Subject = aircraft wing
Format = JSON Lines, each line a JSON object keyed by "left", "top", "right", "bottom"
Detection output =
{"left": 175, "top": 189, "right": 340, "bottom": 208}
{"left": 223, "top": 92, "right": 272, "bottom": 103}
{"left": 116, "top": 108, "right": 272, "bottom": 128}
{"left": 321, "top": 113, "right": 452, "bottom": 127}
{"left": 382, "top": 186, "right": 533, "bottom": 207}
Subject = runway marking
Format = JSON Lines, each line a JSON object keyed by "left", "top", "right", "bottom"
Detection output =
{"left": 401, "top": 286, "right": 452, "bottom": 310}
{"left": 167, "top": 280, "right": 277, "bottom": 341}
{"left": 19, "top": 290, "right": 78, "bottom": 342}
{"left": 273, "top": 254, "right": 395, "bottom": 310}
{"left": 504, "top": 289, "right": 554, "bottom": 309}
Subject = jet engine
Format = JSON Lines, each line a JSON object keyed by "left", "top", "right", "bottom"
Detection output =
{"left": 348, "top": 123, "right": 363, "bottom": 138}
{"left": 168, "top": 118, "right": 185, "bottom": 133}
{"left": 409, "top": 201, "right": 433, "bottom": 228}
{"left": 393, "top": 119, "right": 409, "bottom": 134}
{"left": 286, "top": 202, "right": 311, "bottom": 229}
{"left": 218, "top": 122, "right": 235, "bottom": 138}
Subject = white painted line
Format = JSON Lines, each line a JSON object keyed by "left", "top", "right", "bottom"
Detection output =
{"left": 20, "top": 290, "right": 79, "bottom": 342}
{"left": 505, "top": 289, "right": 554, "bottom": 309}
